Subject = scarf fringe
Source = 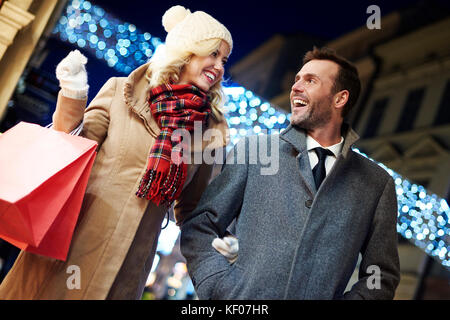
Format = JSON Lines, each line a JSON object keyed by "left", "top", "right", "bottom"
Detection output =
{"left": 136, "top": 163, "right": 187, "bottom": 206}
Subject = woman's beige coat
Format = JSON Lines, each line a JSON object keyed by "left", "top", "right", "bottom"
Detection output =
{"left": 0, "top": 62, "right": 229, "bottom": 299}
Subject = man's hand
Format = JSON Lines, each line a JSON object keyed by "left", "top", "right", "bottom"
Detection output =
{"left": 212, "top": 234, "right": 239, "bottom": 264}
{"left": 56, "top": 50, "right": 89, "bottom": 100}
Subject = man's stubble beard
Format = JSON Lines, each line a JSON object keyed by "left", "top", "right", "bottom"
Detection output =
{"left": 290, "top": 94, "right": 333, "bottom": 130}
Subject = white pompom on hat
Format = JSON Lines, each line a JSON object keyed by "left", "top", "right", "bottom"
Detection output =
{"left": 162, "top": 5, "right": 233, "bottom": 54}
{"left": 162, "top": 5, "right": 191, "bottom": 33}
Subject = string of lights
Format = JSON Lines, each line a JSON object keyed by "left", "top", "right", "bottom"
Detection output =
{"left": 52, "top": 0, "right": 449, "bottom": 268}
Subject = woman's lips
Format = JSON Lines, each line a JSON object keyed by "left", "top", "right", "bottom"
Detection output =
{"left": 203, "top": 70, "right": 216, "bottom": 83}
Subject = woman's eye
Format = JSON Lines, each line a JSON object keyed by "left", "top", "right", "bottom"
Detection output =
{"left": 211, "top": 51, "right": 218, "bottom": 57}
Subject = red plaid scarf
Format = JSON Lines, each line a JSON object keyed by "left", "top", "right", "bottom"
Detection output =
{"left": 136, "top": 84, "right": 211, "bottom": 205}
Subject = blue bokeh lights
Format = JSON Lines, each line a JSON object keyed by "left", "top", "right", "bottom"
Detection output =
{"left": 52, "top": 0, "right": 162, "bottom": 74}
{"left": 354, "top": 149, "right": 450, "bottom": 267}
{"left": 53, "top": 0, "right": 449, "bottom": 268}
{"left": 222, "top": 86, "right": 290, "bottom": 147}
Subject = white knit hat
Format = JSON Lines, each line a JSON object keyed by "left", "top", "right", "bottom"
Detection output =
{"left": 162, "top": 5, "right": 233, "bottom": 54}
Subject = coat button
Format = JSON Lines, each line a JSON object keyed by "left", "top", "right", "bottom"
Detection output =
{"left": 305, "top": 199, "right": 313, "bottom": 208}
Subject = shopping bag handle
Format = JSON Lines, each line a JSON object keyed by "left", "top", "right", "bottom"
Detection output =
{"left": 46, "top": 121, "right": 84, "bottom": 136}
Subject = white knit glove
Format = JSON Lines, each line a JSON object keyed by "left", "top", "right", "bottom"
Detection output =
{"left": 56, "top": 50, "right": 89, "bottom": 100}
{"left": 212, "top": 234, "right": 239, "bottom": 264}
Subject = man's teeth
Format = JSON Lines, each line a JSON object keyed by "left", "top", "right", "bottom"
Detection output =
{"left": 293, "top": 99, "right": 308, "bottom": 106}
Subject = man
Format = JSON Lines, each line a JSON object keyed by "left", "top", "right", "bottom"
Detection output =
{"left": 180, "top": 47, "right": 400, "bottom": 299}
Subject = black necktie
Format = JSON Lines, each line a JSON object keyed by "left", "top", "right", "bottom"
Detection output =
{"left": 312, "top": 147, "right": 333, "bottom": 189}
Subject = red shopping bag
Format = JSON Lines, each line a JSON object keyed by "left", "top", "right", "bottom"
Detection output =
{"left": 0, "top": 122, "right": 97, "bottom": 261}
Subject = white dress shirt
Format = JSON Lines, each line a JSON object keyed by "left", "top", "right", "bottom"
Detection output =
{"left": 306, "top": 135, "right": 344, "bottom": 176}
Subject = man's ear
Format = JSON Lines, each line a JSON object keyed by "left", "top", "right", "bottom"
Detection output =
{"left": 333, "top": 90, "right": 349, "bottom": 111}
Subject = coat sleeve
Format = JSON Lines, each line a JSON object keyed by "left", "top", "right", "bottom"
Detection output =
{"left": 53, "top": 77, "right": 116, "bottom": 146}
{"left": 343, "top": 176, "right": 401, "bottom": 300}
{"left": 79, "top": 77, "right": 117, "bottom": 146}
{"left": 180, "top": 138, "right": 248, "bottom": 299}
{"left": 173, "top": 161, "right": 214, "bottom": 226}
{"left": 52, "top": 92, "right": 87, "bottom": 133}
{"left": 173, "top": 146, "right": 229, "bottom": 225}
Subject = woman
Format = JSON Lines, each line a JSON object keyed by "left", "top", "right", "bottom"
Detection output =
{"left": 0, "top": 5, "right": 233, "bottom": 300}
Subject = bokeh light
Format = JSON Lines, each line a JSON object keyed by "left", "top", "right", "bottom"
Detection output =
{"left": 52, "top": 0, "right": 162, "bottom": 74}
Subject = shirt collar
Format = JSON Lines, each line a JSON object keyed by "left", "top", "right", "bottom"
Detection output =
{"left": 306, "top": 134, "right": 344, "bottom": 158}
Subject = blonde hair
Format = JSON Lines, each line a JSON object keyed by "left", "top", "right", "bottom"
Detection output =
{"left": 145, "top": 38, "right": 227, "bottom": 120}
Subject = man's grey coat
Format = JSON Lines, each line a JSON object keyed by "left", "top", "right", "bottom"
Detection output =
{"left": 180, "top": 124, "right": 400, "bottom": 299}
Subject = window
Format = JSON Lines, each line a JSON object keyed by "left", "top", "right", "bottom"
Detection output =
{"left": 396, "top": 87, "right": 425, "bottom": 133}
{"left": 362, "top": 97, "right": 389, "bottom": 138}
{"left": 433, "top": 80, "right": 450, "bottom": 126}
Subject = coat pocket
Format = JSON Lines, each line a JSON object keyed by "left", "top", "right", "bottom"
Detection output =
{"left": 211, "top": 263, "right": 245, "bottom": 300}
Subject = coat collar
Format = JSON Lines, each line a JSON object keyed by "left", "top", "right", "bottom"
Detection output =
{"left": 123, "top": 62, "right": 152, "bottom": 114}
{"left": 280, "top": 122, "right": 359, "bottom": 158}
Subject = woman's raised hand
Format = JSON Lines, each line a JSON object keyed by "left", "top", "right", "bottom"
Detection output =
{"left": 56, "top": 50, "right": 89, "bottom": 100}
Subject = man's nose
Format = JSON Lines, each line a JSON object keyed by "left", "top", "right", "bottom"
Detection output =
{"left": 291, "top": 80, "right": 304, "bottom": 92}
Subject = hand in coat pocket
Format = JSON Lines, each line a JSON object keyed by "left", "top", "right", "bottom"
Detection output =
{"left": 212, "top": 233, "right": 239, "bottom": 263}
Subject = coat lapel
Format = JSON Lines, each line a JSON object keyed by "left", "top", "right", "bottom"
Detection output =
{"left": 280, "top": 125, "right": 316, "bottom": 195}
{"left": 297, "top": 150, "right": 317, "bottom": 195}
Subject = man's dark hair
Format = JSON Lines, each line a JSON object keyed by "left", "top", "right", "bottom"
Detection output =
{"left": 303, "top": 46, "right": 361, "bottom": 118}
